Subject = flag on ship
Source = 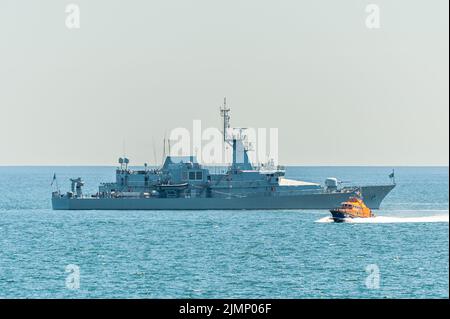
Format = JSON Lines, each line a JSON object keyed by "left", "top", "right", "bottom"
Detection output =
{"left": 389, "top": 170, "right": 395, "bottom": 179}
{"left": 389, "top": 169, "right": 396, "bottom": 184}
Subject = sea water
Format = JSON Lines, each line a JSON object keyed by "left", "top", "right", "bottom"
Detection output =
{"left": 0, "top": 166, "right": 448, "bottom": 298}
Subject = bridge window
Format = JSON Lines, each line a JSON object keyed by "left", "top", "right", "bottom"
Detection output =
{"left": 188, "top": 171, "right": 203, "bottom": 180}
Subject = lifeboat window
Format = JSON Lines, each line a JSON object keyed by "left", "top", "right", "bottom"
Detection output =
{"left": 196, "top": 171, "right": 203, "bottom": 180}
{"left": 189, "top": 172, "right": 196, "bottom": 180}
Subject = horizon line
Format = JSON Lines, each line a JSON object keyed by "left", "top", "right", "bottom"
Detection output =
{"left": 0, "top": 164, "right": 448, "bottom": 168}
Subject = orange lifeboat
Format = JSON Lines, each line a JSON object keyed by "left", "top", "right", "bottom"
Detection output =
{"left": 330, "top": 196, "right": 374, "bottom": 222}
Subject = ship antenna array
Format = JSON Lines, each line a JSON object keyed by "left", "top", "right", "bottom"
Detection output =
{"left": 162, "top": 133, "right": 166, "bottom": 164}
{"left": 152, "top": 137, "right": 158, "bottom": 168}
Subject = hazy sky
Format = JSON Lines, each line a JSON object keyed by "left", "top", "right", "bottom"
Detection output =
{"left": 0, "top": 0, "right": 448, "bottom": 165}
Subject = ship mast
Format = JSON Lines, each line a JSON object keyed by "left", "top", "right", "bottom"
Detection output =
{"left": 220, "top": 97, "right": 231, "bottom": 165}
{"left": 220, "top": 97, "right": 230, "bottom": 143}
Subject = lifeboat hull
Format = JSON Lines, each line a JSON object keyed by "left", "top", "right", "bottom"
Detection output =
{"left": 330, "top": 210, "right": 356, "bottom": 222}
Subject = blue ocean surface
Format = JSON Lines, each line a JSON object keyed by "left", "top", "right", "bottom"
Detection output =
{"left": 0, "top": 166, "right": 448, "bottom": 298}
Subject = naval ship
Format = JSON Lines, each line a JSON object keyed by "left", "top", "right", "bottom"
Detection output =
{"left": 52, "top": 102, "right": 395, "bottom": 210}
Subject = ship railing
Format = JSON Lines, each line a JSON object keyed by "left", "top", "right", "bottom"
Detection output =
{"left": 274, "top": 189, "right": 325, "bottom": 196}
{"left": 123, "top": 181, "right": 149, "bottom": 187}
{"left": 101, "top": 181, "right": 156, "bottom": 187}
{"left": 255, "top": 164, "right": 286, "bottom": 172}
{"left": 204, "top": 166, "right": 229, "bottom": 175}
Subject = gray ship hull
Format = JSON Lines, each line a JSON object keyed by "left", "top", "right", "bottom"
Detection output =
{"left": 52, "top": 184, "right": 394, "bottom": 210}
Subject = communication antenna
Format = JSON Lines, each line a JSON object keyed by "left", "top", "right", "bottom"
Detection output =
{"left": 152, "top": 137, "right": 158, "bottom": 168}
{"left": 162, "top": 133, "right": 166, "bottom": 164}
{"left": 168, "top": 138, "right": 171, "bottom": 156}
